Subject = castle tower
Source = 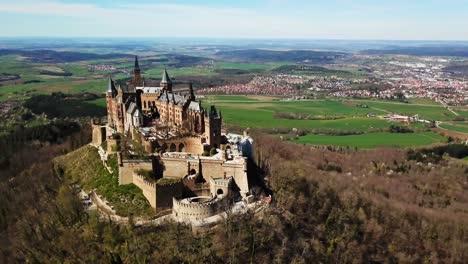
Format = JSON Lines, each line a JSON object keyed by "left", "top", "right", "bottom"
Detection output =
{"left": 189, "top": 83, "right": 195, "bottom": 101}
{"left": 160, "top": 68, "right": 172, "bottom": 92}
{"left": 133, "top": 56, "right": 142, "bottom": 86}
{"left": 204, "top": 105, "right": 222, "bottom": 149}
{"left": 106, "top": 77, "right": 116, "bottom": 128}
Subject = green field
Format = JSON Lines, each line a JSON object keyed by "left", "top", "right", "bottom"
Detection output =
{"left": 202, "top": 96, "right": 448, "bottom": 148}
{"left": 207, "top": 98, "right": 438, "bottom": 131}
{"left": 354, "top": 100, "right": 456, "bottom": 121}
{"left": 455, "top": 110, "right": 468, "bottom": 117}
{"left": 407, "top": 98, "right": 440, "bottom": 105}
{"left": 207, "top": 96, "right": 456, "bottom": 122}
{"left": 211, "top": 102, "right": 390, "bottom": 131}
{"left": 294, "top": 131, "right": 446, "bottom": 148}
{"left": 204, "top": 95, "right": 260, "bottom": 102}
{"left": 439, "top": 122, "right": 468, "bottom": 134}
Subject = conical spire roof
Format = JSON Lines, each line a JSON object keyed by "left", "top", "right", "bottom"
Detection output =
{"left": 107, "top": 76, "right": 115, "bottom": 93}
{"left": 161, "top": 68, "right": 172, "bottom": 84}
{"left": 134, "top": 56, "right": 140, "bottom": 71}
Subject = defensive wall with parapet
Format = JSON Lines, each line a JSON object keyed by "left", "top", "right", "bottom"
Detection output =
{"left": 172, "top": 197, "right": 225, "bottom": 221}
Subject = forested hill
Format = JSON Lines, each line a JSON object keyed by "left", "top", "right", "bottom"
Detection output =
{"left": 2, "top": 128, "right": 468, "bottom": 262}
{"left": 362, "top": 46, "right": 468, "bottom": 57}
{"left": 215, "top": 49, "right": 348, "bottom": 63}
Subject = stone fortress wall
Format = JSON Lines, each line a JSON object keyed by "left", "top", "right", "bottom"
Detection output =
{"left": 133, "top": 173, "right": 157, "bottom": 208}
{"left": 129, "top": 171, "right": 183, "bottom": 210}
{"left": 91, "top": 121, "right": 106, "bottom": 146}
{"left": 183, "top": 177, "right": 211, "bottom": 197}
{"left": 118, "top": 154, "right": 249, "bottom": 211}
{"left": 156, "top": 180, "right": 183, "bottom": 209}
{"left": 172, "top": 197, "right": 225, "bottom": 221}
{"left": 119, "top": 160, "right": 153, "bottom": 185}
{"left": 159, "top": 155, "right": 249, "bottom": 197}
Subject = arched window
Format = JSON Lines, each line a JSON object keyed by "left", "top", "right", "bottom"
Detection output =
{"left": 179, "top": 143, "right": 185, "bottom": 152}
{"left": 170, "top": 143, "right": 176, "bottom": 152}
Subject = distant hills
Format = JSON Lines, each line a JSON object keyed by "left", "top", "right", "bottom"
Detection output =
{"left": 362, "top": 46, "right": 468, "bottom": 57}
{"left": 215, "top": 49, "right": 348, "bottom": 63}
{"left": 0, "top": 49, "right": 131, "bottom": 63}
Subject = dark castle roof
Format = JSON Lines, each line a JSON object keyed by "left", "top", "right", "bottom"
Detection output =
{"left": 158, "top": 90, "right": 187, "bottom": 105}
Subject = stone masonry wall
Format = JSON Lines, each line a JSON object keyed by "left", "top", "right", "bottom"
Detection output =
{"left": 161, "top": 157, "right": 188, "bottom": 178}
{"left": 119, "top": 160, "right": 153, "bottom": 185}
{"left": 156, "top": 181, "right": 183, "bottom": 209}
{"left": 223, "top": 160, "right": 249, "bottom": 197}
{"left": 92, "top": 124, "right": 106, "bottom": 146}
{"left": 132, "top": 173, "right": 157, "bottom": 208}
{"left": 160, "top": 157, "right": 249, "bottom": 196}
{"left": 172, "top": 197, "right": 224, "bottom": 221}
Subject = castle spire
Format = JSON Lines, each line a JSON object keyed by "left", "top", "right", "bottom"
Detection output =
{"left": 133, "top": 56, "right": 142, "bottom": 86}
{"left": 161, "top": 68, "right": 172, "bottom": 83}
{"left": 107, "top": 76, "right": 116, "bottom": 94}
{"left": 134, "top": 56, "right": 140, "bottom": 71}
{"left": 160, "top": 68, "right": 173, "bottom": 91}
{"left": 189, "top": 83, "right": 195, "bottom": 101}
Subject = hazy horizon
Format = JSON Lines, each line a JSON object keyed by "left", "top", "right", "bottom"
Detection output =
{"left": 1, "top": 0, "right": 468, "bottom": 40}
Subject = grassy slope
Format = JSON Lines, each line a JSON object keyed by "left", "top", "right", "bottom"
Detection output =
{"left": 54, "top": 145, "right": 154, "bottom": 217}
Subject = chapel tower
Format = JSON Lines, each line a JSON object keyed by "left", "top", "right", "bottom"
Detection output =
{"left": 133, "top": 56, "right": 142, "bottom": 87}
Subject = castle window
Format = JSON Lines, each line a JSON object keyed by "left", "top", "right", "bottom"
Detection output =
{"left": 143, "top": 101, "right": 147, "bottom": 108}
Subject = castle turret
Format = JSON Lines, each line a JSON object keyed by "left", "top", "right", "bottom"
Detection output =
{"left": 161, "top": 68, "right": 172, "bottom": 92}
{"left": 204, "top": 105, "right": 222, "bottom": 149}
{"left": 133, "top": 56, "right": 142, "bottom": 86}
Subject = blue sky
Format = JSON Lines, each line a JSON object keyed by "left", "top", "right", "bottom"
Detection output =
{"left": 0, "top": 0, "right": 467, "bottom": 40}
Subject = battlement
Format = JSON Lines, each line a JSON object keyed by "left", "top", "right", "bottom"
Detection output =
{"left": 133, "top": 173, "right": 157, "bottom": 189}
{"left": 210, "top": 178, "right": 230, "bottom": 188}
{"left": 172, "top": 196, "right": 220, "bottom": 209}
{"left": 172, "top": 195, "right": 226, "bottom": 221}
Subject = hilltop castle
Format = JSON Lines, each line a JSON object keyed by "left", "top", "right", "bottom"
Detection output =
{"left": 93, "top": 56, "right": 255, "bottom": 221}
{"left": 105, "top": 56, "right": 222, "bottom": 154}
